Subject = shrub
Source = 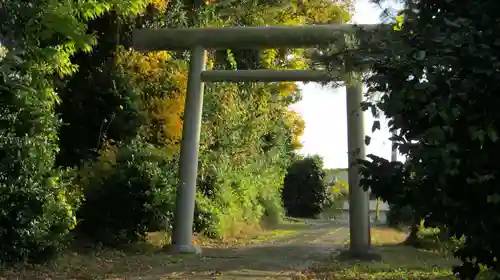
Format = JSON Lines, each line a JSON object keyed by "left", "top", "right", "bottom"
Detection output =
{"left": 282, "top": 155, "right": 328, "bottom": 218}
{"left": 259, "top": 188, "right": 285, "bottom": 226}
{"left": 76, "top": 139, "right": 176, "bottom": 246}
{"left": 0, "top": 73, "right": 78, "bottom": 263}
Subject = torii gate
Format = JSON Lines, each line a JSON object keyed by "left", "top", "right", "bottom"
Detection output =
{"left": 133, "top": 23, "right": 382, "bottom": 257}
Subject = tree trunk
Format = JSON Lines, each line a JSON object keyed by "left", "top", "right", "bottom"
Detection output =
{"left": 403, "top": 222, "right": 420, "bottom": 247}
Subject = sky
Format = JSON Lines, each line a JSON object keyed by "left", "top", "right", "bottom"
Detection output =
{"left": 290, "top": 0, "right": 403, "bottom": 169}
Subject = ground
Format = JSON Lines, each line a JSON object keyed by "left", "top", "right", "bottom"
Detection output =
{"left": 1, "top": 219, "right": 470, "bottom": 280}
{"left": 0, "top": 219, "right": 347, "bottom": 279}
{"left": 140, "top": 219, "right": 348, "bottom": 280}
{"left": 311, "top": 227, "right": 458, "bottom": 280}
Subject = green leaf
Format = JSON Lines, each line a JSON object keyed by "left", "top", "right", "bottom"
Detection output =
{"left": 372, "top": 121, "right": 380, "bottom": 132}
{"left": 365, "top": 136, "right": 371, "bottom": 146}
{"left": 226, "top": 49, "right": 238, "bottom": 70}
{"left": 413, "top": 50, "right": 426, "bottom": 61}
{"left": 487, "top": 194, "right": 500, "bottom": 204}
{"left": 438, "top": 110, "right": 449, "bottom": 121}
{"left": 487, "top": 126, "right": 499, "bottom": 143}
{"left": 427, "top": 126, "right": 445, "bottom": 144}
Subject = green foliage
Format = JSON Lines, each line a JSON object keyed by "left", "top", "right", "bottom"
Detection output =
{"left": 57, "top": 59, "right": 144, "bottom": 167}
{"left": 386, "top": 204, "right": 414, "bottom": 228}
{"left": 0, "top": 58, "right": 76, "bottom": 263}
{"left": 282, "top": 155, "right": 329, "bottom": 218}
{"left": 414, "top": 226, "right": 465, "bottom": 255}
{"left": 194, "top": 82, "right": 293, "bottom": 236}
{"left": 0, "top": 0, "right": 118, "bottom": 263}
{"left": 0, "top": 77, "right": 79, "bottom": 262}
{"left": 354, "top": 0, "right": 500, "bottom": 278}
{"left": 76, "top": 139, "right": 176, "bottom": 246}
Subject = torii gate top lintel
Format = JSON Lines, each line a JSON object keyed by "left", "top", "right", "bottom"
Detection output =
{"left": 133, "top": 23, "right": 384, "bottom": 51}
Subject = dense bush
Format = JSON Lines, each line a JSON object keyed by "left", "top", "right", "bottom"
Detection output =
{"left": 0, "top": 64, "right": 78, "bottom": 263}
{"left": 282, "top": 155, "right": 329, "bottom": 218}
{"left": 0, "top": 0, "right": 102, "bottom": 261}
{"left": 76, "top": 140, "right": 176, "bottom": 246}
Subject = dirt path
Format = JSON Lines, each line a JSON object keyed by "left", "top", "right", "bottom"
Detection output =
{"left": 133, "top": 220, "right": 349, "bottom": 280}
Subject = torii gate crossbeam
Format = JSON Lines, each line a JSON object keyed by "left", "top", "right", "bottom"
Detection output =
{"left": 133, "top": 24, "right": 378, "bottom": 258}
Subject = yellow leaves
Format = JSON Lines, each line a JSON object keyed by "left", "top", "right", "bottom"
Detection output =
{"left": 204, "top": 0, "right": 217, "bottom": 5}
{"left": 116, "top": 47, "right": 189, "bottom": 100}
{"left": 294, "top": 0, "right": 352, "bottom": 24}
{"left": 115, "top": 45, "right": 189, "bottom": 154}
{"left": 170, "top": 68, "right": 188, "bottom": 97}
{"left": 392, "top": 12, "right": 415, "bottom": 35}
{"left": 288, "top": 58, "right": 308, "bottom": 71}
{"left": 278, "top": 82, "right": 298, "bottom": 96}
{"left": 117, "top": 48, "right": 173, "bottom": 82}
{"left": 278, "top": 13, "right": 305, "bottom": 26}
{"left": 394, "top": 14, "right": 404, "bottom": 31}
{"left": 146, "top": 98, "right": 184, "bottom": 154}
{"left": 226, "top": 50, "right": 238, "bottom": 70}
{"left": 261, "top": 49, "right": 278, "bottom": 69}
{"left": 284, "top": 111, "right": 305, "bottom": 150}
{"left": 148, "top": 0, "right": 170, "bottom": 11}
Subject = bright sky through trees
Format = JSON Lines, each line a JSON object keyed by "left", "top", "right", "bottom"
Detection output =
{"left": 290, "top": 0, "right": 403, "bottom": 169}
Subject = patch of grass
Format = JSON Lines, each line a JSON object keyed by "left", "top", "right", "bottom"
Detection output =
{"left": 309, "top": 227, "right": 459, "bottom": 280}
{"left": 192, "top": 219, "right": 307, "bottom": 248}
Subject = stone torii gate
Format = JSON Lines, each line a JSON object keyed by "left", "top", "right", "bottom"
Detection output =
{"left": 133, "top": 24, "right": 380, "bottom": 257}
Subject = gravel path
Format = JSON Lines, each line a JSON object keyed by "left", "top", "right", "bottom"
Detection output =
{"left": 133, "top": 220, "right": 349, "bottom": 280}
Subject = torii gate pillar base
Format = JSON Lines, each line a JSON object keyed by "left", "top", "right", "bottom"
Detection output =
{"left": 163, "top": 244, "right": 202, "bottom": 255}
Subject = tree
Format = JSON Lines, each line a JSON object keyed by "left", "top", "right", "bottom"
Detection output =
{"left": 0, "top": 0, "right": 145, "bottom": 263}
{"left": 350, "top": 0, "right": 500, "bottom": 278}
{"left": 55, "top": 1, "right": 171, "bottom": 167}
{"left": 282, "top": 155, "right": 329, "bottom": 218}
